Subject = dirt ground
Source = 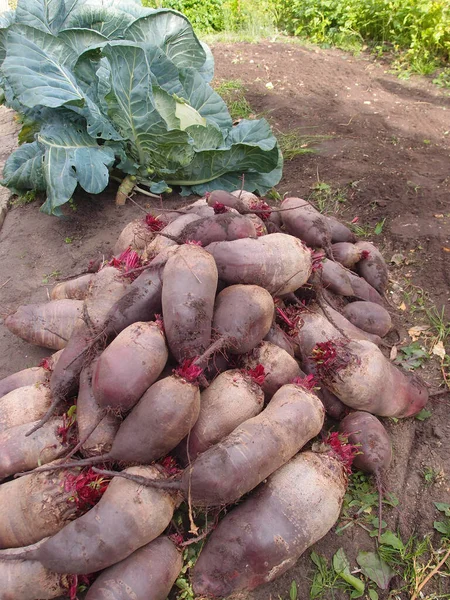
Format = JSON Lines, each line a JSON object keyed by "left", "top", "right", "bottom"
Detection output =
{"left": 1, "top": 40, "right": 450, "bottom": 599}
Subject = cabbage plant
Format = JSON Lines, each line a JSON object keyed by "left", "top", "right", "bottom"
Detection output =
{"left": 0, "top": 0, "right": 282, "bottom": 215}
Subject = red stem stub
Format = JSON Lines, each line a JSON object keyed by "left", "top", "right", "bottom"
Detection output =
{"left": 57, "top": 405, "right": 77, "bottom": 445}
{"left": 312, "top": 340, "right": 354, "bottom": 376}
{"left": 109, "top": 248, "right": 143, "bottom": 280}
{"left": 64, "top": 467, "right": 110, "bottom": 513}
{"left": 360, "top": 249, "right": 370, "bottom": 260}
{"left": 250, "top": 199, "right": 272, "bottom": 221}
{"left": 292, "top": 374, "right": 318, "bottom": 391}
{"left": 185, "top": 239, "right": 203, "bottom": 246}
{"left": 159, "top": 455, "right": 182, "bottom": 477}
{"left": 38, "top": 356, "right": 53, "bottom": 371}
{"left": 324, "top": 432, "right": 359, "bottom": 474}
{"left": 311, "top": 250, "right": 326, "bottom": 272}
{"left": 243, "top": 363, "right": 266, "bottom": 386}
{"left": 145, "top": 214, "right": 164, "bottom": 231}
{"left": 276, "top": 306, "right": 302, "bottom": 337}
{"left": 213, "top": 202, "right": 229, "bottom": 214}
{"left": 168, "top": 532, "right": 184, "bottom": 547}
{"left": 68, "top": 574, "right": 93, "bottom": 600}
{"left": 174, "top": 359, "right": 203, "bottom": 384}
{"left": 154, "top": 314, "right": 165, "bottom": 333}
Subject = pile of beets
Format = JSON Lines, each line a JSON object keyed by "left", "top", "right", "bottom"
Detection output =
{"left": 0, "top": 190, "right": 428, "bottom": 600}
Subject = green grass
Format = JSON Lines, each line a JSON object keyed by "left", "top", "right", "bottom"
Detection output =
{"left": 308, "top": 181, "right": 347, "bottom": 214}
{"left": 276, "top": 131, "right": 329, "bottom": 161}
{"left": 213, "top": 79, "right": 254, "bottom": 120}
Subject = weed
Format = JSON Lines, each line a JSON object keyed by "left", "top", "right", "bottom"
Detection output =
{"left": 415, "top": 408, "right": 432, "bottom": 422}
{"left": 373, "top": 218, "right": 386, "bottom": 235}
{"left": 399, "top": 279, "right": 428, "bottom": 315}
{"left": 309, "top": 181, "right": 347, "bottom": 214}
{"left": 425, "top": 306, "right": 450, "bottom": 348}
{"left": 278, "top": 580, "right": 298, "bottom": 600}
{"left": 434, "top": 502, "right": 450, "bottom": 538}
{"left": 42, "top": 270, "right": 61, "bottom": 285}
{"left": 10, "top": 190, "right": 37, "bottom": 207}
{"left": 336, "top": 472, "right": 398, "bottom": 537}
{"left": 379, "top": 528, "right": 450, "bottom": 598}
{"left": 423, "top": 466, "right": 445, "bottom": 486}
{"left": 276, "top": 131, "right": 329, "bottom": 161}
{"left": 266, "top": 187, "right": 283, "bottom": 203}
{"left": 213, "top": 79, "right": 253, "bottom": 120}
{"left": 394, "top": 342, "right": 429, "bottom": 370}
{"left": 348, "top": 222, "right": 373, "bottom": 238}
{"left": 433, "top": 68, "right": 450, "bottom": 89}
{"left": 310, "top": 548, "right": 365, "bottom": 599}
{"left": 64, "top": 237, "right": 73, "bottom": 244}
{"left": 175, "top": 541, "right": 204, "bottom": 600}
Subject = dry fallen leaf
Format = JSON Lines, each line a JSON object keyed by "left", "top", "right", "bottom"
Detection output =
{"left": 399, "top": 302, "right": 407, "bottom": 311}
{"left": 390, "top": 346, "right": 398, "bottom": 361}
{"left": 443, "top": 247, "right": 450, "bottom": 253}
{"left": 432, "top": 341, "right": 446, "bottom": 360}
{"left": 408, "top": 325, "right": 430, "bottom": 341}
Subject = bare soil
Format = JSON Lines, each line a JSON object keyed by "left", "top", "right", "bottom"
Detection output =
{"left": 0, "top": 40, "right": 449, "bottom": 599}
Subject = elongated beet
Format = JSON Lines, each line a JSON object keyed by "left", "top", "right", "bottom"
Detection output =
{"left": 314, "top": 338, "right": 429, "bottom": 417}
{"left": 320, "top": 258, "right": 384, "bottom": 304}
{"left": 178, "top": 213, "right": 257, "bottom": 245}
{"left": 0, "top": 367, "right": 48, "bottom": 400}
{"left": 0, "top": 418, "right": 68, "bottom": 481}
{"left": 207, "top": 189, "right": 248, "bottom": 212}
{"left": 93, "top": 321, "right": 168, "bottom": 413}
{"left": 102, "top": 247, "right": 176, "bottom": 338}
{"left": 50, "top": 267, "right": 130, "bottom": 401}
{"left": 182, "top": 383, "right": 323, "bottom": 506}
{"left": 339, "top": 411, "right": 392, "bottom": 539}
{"left": 0, "top": 385, "right": 52, "bottom": 433}
{"left": 1, "top": 466, "right": 178, "bottom": 574}
{"left": 321, "top": 304, "right": 382, "bottom": 346}
{"left": 50, "top": 274, "right": 93, "bottom": 301}
{"left": 105, "top": 383, "right": 325, "bottom": 508}
{"left": 114, "top": 218, "right": 154, "bottom": 255}
{"left": 343, "top": 301, "right": 392, "bottom": 337}
{"left": 293, "top": 305, "right": 379, "bottom": 361}
{"left": 210, "top": 284, "right": 274, "bottom": 355}
{"left": 28, "top": 372, "right": 200, "bottom": 472}
{"left": 264, "top": 322, "right": 295, "bottom": 356}
{"left": 104, "top": 373, "right": 200, "bottom": 464}
{"left": 0, "top": 349, "right": 62, "bottom": 400}
{"left": 182, "top": 197, "right": 215, "bottom": 218}
{"left": 144, "top": 213, "right": 200, "bottom": 258}
{"left": 77, "top": 360, "right": 120, "bottom": 457}
{"left": 0, "top": 556, "right": 70, "bottom": 600}
{"left": 192, "top": 451, "right": 347, "bottom": 596}
{"left": 187, "top": 369, "right": 264, "bottom": 459}
{"left": 326, "top": 216, "right": 356, "bottom": 243}
{"left": 0, "top": 466, "right": 82, "bottom": 548}
{"left": 85, "top": 536, "right": 182, "bottom": 600}
{"left": 331, "top": 242, "right": 363, "bottom": 268}
{"left": 281, "top": 197, "right": 333, "bottom": 254}
{"left": 339, "top": 411, "right": 392, "bottom": 475}
{"left": 355, "top": 241, "right": 389, "bottom": 294}
{"left": 240, "top": 341, "right": 304, "bottom": 399}
{"left": 4, "top": 299, "right": 83, "bottom": 350}
{"left": 206, "top": 233, "right": 312, "bottom": 295}
{"left": 162, "top": 245, "right": 218, "bottom": 362}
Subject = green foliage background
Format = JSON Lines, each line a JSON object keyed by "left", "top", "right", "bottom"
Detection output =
{"left": 143, "top": 0, "right": 450, "bottom": 75}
